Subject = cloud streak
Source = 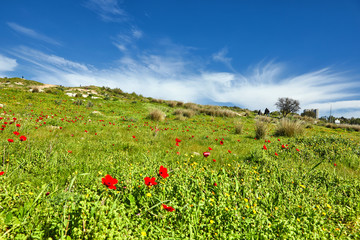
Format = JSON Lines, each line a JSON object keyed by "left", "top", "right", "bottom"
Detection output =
{"left": 8, "top": 46, "right": 360, "bottom": 118}
{"left": 7, "top": 22, "right": 61, "bottom": 46}
{"left": 0, "top": 54, "right": 17, "bottom": 77}
{"left": 85, "top": 0, "right": 127, "bottom": 22}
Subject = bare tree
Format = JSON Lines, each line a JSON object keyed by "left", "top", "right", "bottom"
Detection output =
{"left": 275, "top": 97, "right": 300, "bottom": 117}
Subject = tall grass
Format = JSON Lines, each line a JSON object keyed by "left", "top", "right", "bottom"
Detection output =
{"left": 255, "top": 121, "right": 267, "bottom": 139}
{"left": 275, "top": 118, "right": 304, "bottom": 137}
{"left": 148, "top": 109, "right": 166, "bottom": 121}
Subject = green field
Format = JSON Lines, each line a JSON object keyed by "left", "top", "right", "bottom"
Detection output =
{"left": 0, "top": 78, "right": 359, "bottom": 239}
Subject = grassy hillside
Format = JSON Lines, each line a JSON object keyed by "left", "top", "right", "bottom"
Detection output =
{"left": 0, "top": 78, "right": 359, "bottom": 239}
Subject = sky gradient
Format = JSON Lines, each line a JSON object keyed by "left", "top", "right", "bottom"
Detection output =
{"left": 1, "top": 0, "right": 360, "bottom": 118}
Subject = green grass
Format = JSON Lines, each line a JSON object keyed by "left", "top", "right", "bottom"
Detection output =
{"left": 0, "top": 79, "right": 359, "bottom": 239}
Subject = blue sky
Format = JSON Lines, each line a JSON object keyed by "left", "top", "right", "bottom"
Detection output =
{"left": 1, "top": 0, "right": 360, "bottom": 118}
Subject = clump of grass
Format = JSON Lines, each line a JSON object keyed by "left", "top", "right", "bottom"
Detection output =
{"left": 257, "top": 116, "right": 272, "bottom": 123}
{"left": 234, "top": 122, "right": 243, "bottom": 134}
{"left": 255, "top": 120, "right": 267, "bottom": 139}
{"left": 275, "top": 118, "right": 304, "bottom": 137}
{"left": 167, "top": 101, "right": 178, "bottom": 107}
{"left": 173, "top": 109, "right": 196, "bottom": 118}
{"left": 325, "top": 123, "right": 360, "bottom": 132}
{"left": 148, "top": 109, "right": 166, "bottom": 121}
{"left": 87, "top": 101, "right": 94, "bottom": 108}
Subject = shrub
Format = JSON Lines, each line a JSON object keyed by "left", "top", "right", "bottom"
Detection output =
{"left": 73, "top": 99, "right": 83, "bottom": 106}
{"left": 167, "top": 101, "right": 178, "bottom": 107}
{"left": 148, "top": 109, "right": 166, "bottom": 121}
{"left": 32, "top": 87, "right": 40, "bottom": 93}
{"left": 75, "top": 93, "right": 82, "bottom": 98}
{"left": 255, "top": 121, "right": 267, "bottom": 139}
{"left": 275, "top": 118, "right": 304, "bottom": 137}
{"left": 234, "top": 122, "right": 243, "bottom": 134}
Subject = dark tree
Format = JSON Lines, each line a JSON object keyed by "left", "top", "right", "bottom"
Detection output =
{"left": 275, "top": 97, "right": 300, "bottom": 117}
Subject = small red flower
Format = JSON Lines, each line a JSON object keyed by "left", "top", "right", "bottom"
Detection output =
{"left": 213, "top": 159, "right": 216, "bottom": 162}
{"left": 0, "top": 171, "right": 4, "bottom": 176}
{"left": 213, "top": 182, "right": 217, "bottom": 186}
{"left": 144, "top": 177, "right": 157, "bottom": 186}
{"left": 296, "top": 148, "right": 300, "bottom": 152}
{"left": 162, "top": 204, "right": 175, "bottom": 212}
{"left": 278, "top": 139, "right": 280, "bottom": 141}
{"left": 203, "top": 152, "right": 211, "bottom": 157}
{"left": 176, "top": 142, "right": 179, "bottom": 146}
{"left": 281, "top": 144, "right": 286, "bottom": 149}
{"left": 8, "top": 139, "right": 14, "bottom": 143}
{"left": 132, "top": 135, "right": 136, "bottom": 138}
{"left": 16, "top": 124, "right": 20, "bottom": 127}
{"left": 175, "top": 138, "right": 181, "bottom": 143}
{"left": 263, "top": 145, "right": 267, "bottom": 150}
{"left": 334, "top": 163, "right": 337, "bottom": 167}
{"left": 220, "top": 140, "right": 224, "bottom": 145}
{"left": 102, "top": 174, "right": 118, "bottom": 190}
{"left": 228, "top": 150, "right": 232, "bottom": 153}
{"left": 45, "top": 192, "right": 50, "bottom": 196}
{"left": 176, "top": 152, "right": 180, "bottom": 155}
{"left": 208, "top": 147, "right": 212, "bottom": 151}
{"left": 68, "top": 150, "right": 72, "bottom": 153}
{"left": 275, "top": 152, "right": 278, "bottom": 156}
{"left": 20, "top": 135, "right": 27, "bottom": 141}
{"left": 13, "top": 131, "right": 20, "bottom": 136}
{"left": 159, "top": 166, "right": 169, "bottom": 178}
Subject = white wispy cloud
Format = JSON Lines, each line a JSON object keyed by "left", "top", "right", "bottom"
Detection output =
{"left": 8, "top": 46, "right": 360, "bottom": 118}
{"left": 85, "top": 0, "right": 127, "bottom": 22}
{"left": 7, "top": 22, "right": 61, "bottom": 46}
{"left": 212, "top": 47, "right": 236, "bottom": 72}
{"left": 0, "top": 54, "right": 17, "bottom": 73}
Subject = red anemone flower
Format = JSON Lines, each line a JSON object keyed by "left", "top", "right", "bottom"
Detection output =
{"left": 8, "top": 139, "right": 14, "bottom": 143}
{"left": 220, "top": 141, "right": 224, "bottom": 145}
{"left": 144, "top": 177, "right": 157, "bottom": 186}
{"left": 296, "top": 148, "right": 300, "bottom": 152}
{"left": 281, "top": 144, "right": 286, "bottom": 149}
{"left": 208, "top": 147, "right": 212, "bottom": 151}
{"left": 263, "top": 145, "right": 267, "bottom": 150}
{"left": 334, "top": 163, "right": 337, "bottom": 167}
{"left": 0, "top": 171, "right": 4, "bottom": 176}
{"left": 102, "top": 174, "right": 118, "bottom": 190}
{"left": 213, "top": 182, "right": 217, "bottom": 186}
{"left": 162, "top": 204, "right": 175, "bottom": 212}
{"left": 203, "top": 152, "right": 211, "bottom": 157}
{"left": 13, "top": 131, "right": 20, "bottom": 136}
{"left": 175, "top": 138, "right": 181, "bottom": 143}
{"left": 275, "top": 152, "right": 278, "bottom": 156}
{"left": 159, "top": 166, "right": 169, "bottom": 178}
{"left": 16, "top": 124, "right": 21, "bottom": 127}
{"left": 228, "top": 150, "right": 232, "bottom": 153}
{"left": 213, "top": 159, "right": 216, "bottom": 162}
{"left": 20, "top": 135, "right": 27, "bottom": 141}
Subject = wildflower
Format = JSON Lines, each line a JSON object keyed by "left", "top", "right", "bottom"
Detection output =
{"left": 141, "top": 232, "right": 147, "bottom": 236}
{"left": 16, "top": 124, "right": 21, "bottom": 127}
{"left": 102, "top": 174, "right": 118, "bottom": 190}
{"left": 0, "top": 171, "right": 4, "bottom": 176}
{"left": 175, "top": 138, "right": 181, "bottom": 143}
{"left": 228, "top": 150, "right": 232, "bottom": 153}
{"left": 214, "top": 182, "right": 217, "bottom": 186}
{"left": 45, "top": 192, "right": 50, "bottom": 196}
{"left": 212, "top": 159, "right": 216, "bottom": 162}
{"left": 13, "top": 131, "right": 20, "bottom": 136}
{"left": 162, "top": 204, "right": 175, "bottom": 212}
{"left": 281, "top": 144, "right": 286, "bottom": 149}
{"left": 68, "top": 150, "right": 72, "bottom": 153}
{"left": 203, "top": 152, "right": 210, "bottom": 157}
{"left": 19, "top": 135, "right": 27, "bottom": 141}
{"left": 334, "top": 163, "right": 337, "bottom": 167}
{"left": 159, "top": 166, "right": 169, "bottom": 178}
{"left": 8, "top": 139, "right": 14, "bottom": 143}
{"left": 220, "top": 140, "right": 224, "bottom": 145}
{"left": 210, "top": 220, "right": 214, "bottom": 224}
{"left": 146, "top": 193, "right": 151, "bottom": 197}
{"left": 296, "top": 148, "right": 300, "bottom": 152}
{"left": 208, "top": 147, "right": 212, "bottom": 150}
{"left": 132, "top": 135, "right": 136, "bottom": 138}
{"left": 263, "top": 145, "right": 267, "bottom": 150}
{"left": 275, "top": 152, "right": 278, "bottom": 156}
{"left": 144, "top": 177, "right": 157, "bottom": 186}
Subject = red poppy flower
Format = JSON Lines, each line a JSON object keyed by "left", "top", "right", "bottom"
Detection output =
{"left": 144, "top": 177, "right": 157, "bottom": 186}
{"left": 278, "top": 139, "right": 280, "bottom": 141}
{"left": 220, "top": 141, "right": 224, "bottom": 145}
{"left": 0, "top": 171, "right": 4, "bottom": 176}
{"left": 263, "top": 145, "right": 267, "bottom": 150}
{"left": 203, "top": 152, "right": 210, "bottom": 157}
{"left": 16, "top": 124, "right": 20, "bottom": 127}
{"left": 132, "top": 135, "right": 136, "bottom": 138}
{"left": 45, "top": 192, "right": 50, "bottom": 196}
{"left": 176, "top": 152, "right": 180, "bottom": 155}
{"left": 213, "top": 182, "right": 217, "bottom": 186}
{"left": 102, "top": 174, "right": 118, "bottom": 190}
{"left": 68, "top": 150, "right": 72, "bottom": 153}
{"left": 296, "top": 148, "right": 300, "bottom": 152}
{"left": 275, "top": 152, "right": 278, "bottom": 156}
{"left": 281, "top": 144, "right": 286, "bottom": 149}
{"left": 159, "top": 166, "right": 169, "bottom": 178}
{"left": 162, "top": 204, "right": 175, "bottom": 212}
{"left": 213, "top": 159, "right": 216, "bottom": 162}
{"left": 175, "top": 138, "right": 181, "bottom": 143}
{"left": 334, "top": 163, "right": 337, "bottom": 167}
{"left": 208, "top": 147, "right": 212, "bottom": 151}
{"left": 8, "top": 139, "right": 14, "bottom": 143}
{"left": 228, "top": 150, "right": 232, "bottom": 153}
{"left": 176, "top": 142, "right": 179, "bottom": 146}
{"left": 20, "top": 135, "right": 27, "bottom": 141}
{"left": 13, "top": 131, "right": 20, "bottom": 136}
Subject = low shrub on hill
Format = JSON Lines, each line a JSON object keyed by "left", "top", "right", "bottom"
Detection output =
{"left": 275, "top": 118, "right": 304, "bottom": 137}
{"left": 149, "top": 109, "right": 166, "bottom": 121}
